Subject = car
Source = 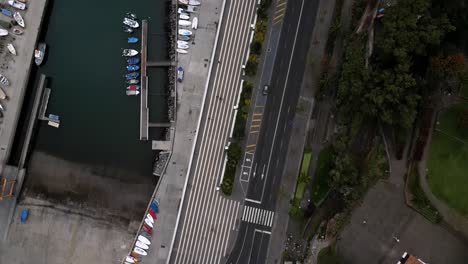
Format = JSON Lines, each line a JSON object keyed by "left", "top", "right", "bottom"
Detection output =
{"left": 263, "top": 85, "right": 269, "bottom": 95}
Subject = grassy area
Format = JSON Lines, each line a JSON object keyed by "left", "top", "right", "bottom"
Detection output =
{"left": 311, "top": 146, "right": 334, "bottom": 205}
{"left": 428, "top": 104, "right": 468, "bottom": 216}
{"left": 317, "top": 245, "right": 341, "bottom": 264}
{"left": 408, "top": 166, "right": 442, "bottom": 223}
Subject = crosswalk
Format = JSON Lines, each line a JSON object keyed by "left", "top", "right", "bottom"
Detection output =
{"left": 241, "top": 205, "right": 275, "bottom": 227}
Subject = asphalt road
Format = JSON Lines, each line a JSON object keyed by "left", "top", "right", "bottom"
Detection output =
{"left": 227, "top": 0, "right": 319, "bottom": 262}
{"left": 169, "top": 0, "right": 257, "bottom": 263}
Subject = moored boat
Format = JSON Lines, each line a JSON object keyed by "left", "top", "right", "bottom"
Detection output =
{"left": 47, "top": 121, "right": 60, "bottom": 128}
{"left": 123, "top": 17, "right": 139, "bottom": 28}
{"left": 34, "top": 42, "right": 46, "bottom": 66}
{"left": 7, "top": 43, "right": 16, "bottom": 55}
{"left": 122, "top": 49, "right": 138, "bottom": 57}
{"left": 126, "top": 90, "right": 140, "bottom": 96}
{"left": 127, "top": 85, "right": 140, "bottom": 90}
{"left": 179, "top": 13, "right": 190, "bottom": 20}
{"left": 177, "top": 40, "right": 189, "bottom": 46}
{"left": 179, "top": 35, "right": 190, "bottom": 41}
{"left": 189, "top": 0, "right": 201, "bottom": 6}
{"left": 176, "top": 49, "right": 188, "bottom": 54}
{"left": 13, "top": 12, "right": 24, "bottom": 27}
{"left": 178, "top": 29, "right": 192, "bottom": 36}
{"left": 127, "top": 58, "right": 140, "bottom": 65}
{"left": 126, "top": 79, "right": 140, "bottom": 85}
{"left": 7, "top": 0, "right": 26, "bottom": 10}
{"left": 12, "top": 27, "right": 23, "bottom": 35}
{"left": 126, "top": 65, "right": 140, "bottom": 71}
{"left": 177, "top": 43, "right": 189, "bottom": 49}
{"left": 125, "top": 72, "right": 140, "bottom": 80}
{"left": 123, "top": 26, "right": 133, "bottom": 33}
{"left": 0, "top": 102, "right": 4, "bottom": 112}
{"left": 179, "top": 20, "right": 191, "bottom": 27}
{"left": 177, "top": 66, "right": 184, "bottom": 82}
{"left": 0, "top": 29, "right": 8, "bottom": 36}
{"left": 128, "top": 37, "right": 139, "bottom": 43}
{"left": 178, "top": 0, "right": 188, "bottom": 5}
{"left": 126, "top": 12, "right": 137, "bottom": 20}
{"left": 1, "top": 9, "right": 13, "bottom": 17}
{"left": 192, "top": 17, "right": 198, "bottom": 29}
{"left": 0, "top": 87, "right": 7, "bottom": 100}
{"left": 0, "top": 74, "right": 10, "bottom": 86}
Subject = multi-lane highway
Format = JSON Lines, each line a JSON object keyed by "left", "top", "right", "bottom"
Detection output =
{"left": 228, "top": 0, "right": 319, "bottom": 262}
{"left": 170, "top": 0, "right": 257, "bottom": 263}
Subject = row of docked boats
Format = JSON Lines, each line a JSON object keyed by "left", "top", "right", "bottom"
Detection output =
{"left": 122, "top": 13, "right": 141, "bottom": 96}
{"left": 176, "top": 5, "right": 199, "bottom": 54}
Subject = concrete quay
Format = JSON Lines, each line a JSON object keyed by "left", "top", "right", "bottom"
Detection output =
{"left": 138, "top": 0, "right": 226, "bottom": 262}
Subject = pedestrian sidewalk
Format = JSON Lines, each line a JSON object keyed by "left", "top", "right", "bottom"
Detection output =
{"left": 143, "top": 0, "right": 225, "bottom": 263}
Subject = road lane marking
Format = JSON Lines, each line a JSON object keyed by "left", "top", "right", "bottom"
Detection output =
{"left": 275, "top": 7, "right": 286, "bottom": 14}
{"left": 245, "top": 198, "right": 262, "bottom": 204}
{"left": 241, "top": 206, "right": 275, "bottom": 227}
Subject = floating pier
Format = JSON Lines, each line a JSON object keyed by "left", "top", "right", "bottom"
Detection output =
{"left": 140, "top": 19, "right": 149, "bottom": 141}
{"left": 147, "top": 61, "right": 176, "bottom": 67}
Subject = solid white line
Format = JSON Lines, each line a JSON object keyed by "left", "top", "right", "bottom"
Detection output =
{"left": 262, "top": 0, "right": 305, "bottom": 202}
{"left": 245, "top": 198, "right": 262, "bottom": 204}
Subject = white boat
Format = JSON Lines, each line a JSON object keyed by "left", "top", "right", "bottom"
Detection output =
{"left": 0, "top": 103, "right": 4, "bottom": 112}
{"left": 144, "top": 217, "right": 153, "bottom": 228}
{"left": 13, "top": 12, "right": 25, "bottom": 27}
{"left": 178, "top": 20, "right": 191, "bottom": 26}
{"left": 176, "top": 49, "right": 188, "bottom": 54}
{"left": 125, "top": 256, "right": 138, "bottom": 263}
{"left": 123, "top": 17, "right": 139, "bottom": 28}
{"left": 137, "top": 235, "right": 151, "bottom": 245}
{"left": 178, "top": 6, "right": 195, "bottom": 13}
{"left": 35, "top": 43, "right": 46, "bottom": 66}
{"left": 178, "top": 0, "right": 188, "bottom": 4}
{"left": 0, "top": 29, "right": 8, "bottom": 36}
{"left": 178, "top": 29, "right": 192, "bottom": 36}
{"left": 189, "top": 0, "right": 201, "bottom": 6}
{"left": 177, "top": 40, "right": 189, "bottom": 45}
{"left": 146, "top": 213, "right": 154, "bottom": 223}
{"left": 177, "top": 43, "right": 189, "bottom": 49}
{"left": 0, "top": 87, "right": 7, "bottom": 100}
{"left": 135, "top": 241, "right": 149, "bottom": 250}
{"left": 179, "top": 14, "right": 190, "bottom": 20}
{"left": 133, "top": 247, "right": 147, "bottom": 256}
{"left": 7, "top": 43, "right": 16, "bottom": 55}
{"left": 47, "top": 121, "right": 60, "bottom": 128}
{"left": 8, "top": 0, "right": 26, "bottom": 10}
{"left": 122, "top": 49, "right": 138, "bottom": 56}
{"left": 126, "top": 90, "right": 140, "bottom": 96}
{"left": 192, "top": 17, "right": 198, "bottom": 29}
{"left": 0, "top": 74, "right": 10, "bottom": 86}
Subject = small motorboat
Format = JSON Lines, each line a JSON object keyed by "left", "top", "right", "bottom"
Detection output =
{"left": 133, "top": 246, "right": 147, "bottom": 256}
{"left": 34, "top": 42, "right": 46, "bottom": 66}
{"left": 1, "top": 9, "right": 13, "bottom": 17}
{"left": 178, "top": 6, "right": 195, "bottom": 14}
{"left": 0, "top": 87, "right": 7, "bottom": 100}
{"left": 7, "top": 0, "right": 26, "bottom": 10}
{"left": 128, "top": 37, "right": 139, "bottom": 43}
{"left": 189, "top": 0, "right": 201, "bottom": 6}
{"left": 178, "top": 29, "right": 192, "bottom": 36}
{"left": 179, "top": 20, "right": 191, "bottom": 27}
{"left": 13, "top": 12, "right": 24, "bottom": 27}
{"left": 47, "top": 121, "right": 59, "bottom": 128}
{"left": 125, "top": 256, "right": 138, "bottom": 264}
{"left": 127, "top": 79, "right": 140, "bottom": 85}
{"left": 0, "top": 29, "right": 8, "bottom": 36}
{"left": 126, "top": 65, "right": 140, "bottom": 71}
{"left": 126, "top": 90, "right": 140, "bottom": 96}
{"left": 126, "top": 12, "right": 137, "bottom": 20}
{"left": 0, "top": 102, "right": 4, "bottom": 112}
{"left": 192, "top": 17, "right": 198, "bottom": 29}
{"left": 122, "top": 49, "right": 138, "bottom": 57}
{"left": 7, "top": 43, "right": 16, "bottom": 55}
{"left": 0, "top": 74, "right": 10, "bottom": 86}
{"left": 135, "top": 241, "right": 149, "bottom": 250}
{"left": 178, "top": 0, "right": 188, "bottom": 4}
{"left": 177, "top": 66, "right": 184, "bottom": 82}
{"left": 179, "top": 13, "right": 190, "bottom": 20}
{"left": 127, "top": 58, "right": 140, "bottom": 65}
{"left": 123, "top": 26, "right": 133, "bottom": 33}
{"left": 123, "top": 17, "right": 139, "bottom": 28}
{"left": 127, "top": 85, "right": 140, "bottom": 90}
{"left": 179, "top": 35, "right": 190, "bottom": 41}
{"left": 12, "top": 27, "right": 23, "bottom": 35}
{"left": 138, "top": 235, "right": 151, "bottom": 245}
{"left": 177, "top": 43, "right": 189, "bottom": 49}
{"left": 177, "top": 40, "right": 189, "bottom": 46}
{"left": 176, "top": 49, "right": 188, "bottom": 54}
{"left": 125, "top": 72, "right": 140, "bottom": 80}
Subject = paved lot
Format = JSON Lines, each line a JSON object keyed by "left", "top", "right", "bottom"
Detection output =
{"left": 338, "top": 180, "right": 468, "bottom": 264}
{"left": 0, "top": 197, "right": 133, "bottom": 264}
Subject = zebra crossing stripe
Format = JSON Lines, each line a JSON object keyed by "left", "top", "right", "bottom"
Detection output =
{"left": 241, "top": 205, "right": 275, "bottom": 227}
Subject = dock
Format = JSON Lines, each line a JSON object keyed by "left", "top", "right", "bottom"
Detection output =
{"left": 147, "top": 61, "right": 176, "bottom": 67}
{"left": 140, "top": 19, "right": 149, "bottom": 141}
{"left": 37, "top": 88, "right": 60, "bottom": 123}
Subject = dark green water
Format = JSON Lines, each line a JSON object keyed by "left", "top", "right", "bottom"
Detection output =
{"left": 20, "top": 0, "right": 171, "bottom": 177}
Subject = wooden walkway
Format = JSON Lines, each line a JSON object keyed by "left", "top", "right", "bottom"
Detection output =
{"left": 140, "top": 19, "right": 149, "bottom": 140}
